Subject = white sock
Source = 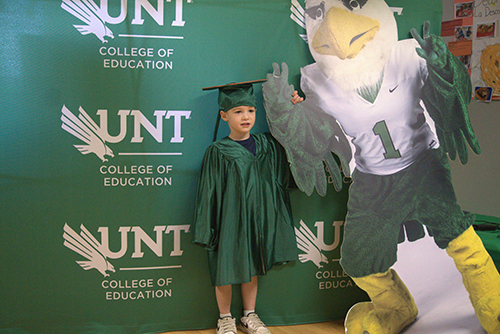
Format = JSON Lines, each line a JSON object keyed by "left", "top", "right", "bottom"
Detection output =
{"left": 243, "top": 310, "right": 255, "bottom": 317}
{"left": 220, "top": 312, "right": 232, "bottom": 319}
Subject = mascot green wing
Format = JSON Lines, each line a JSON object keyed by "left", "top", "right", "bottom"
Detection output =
{"left": 413, "top": 22, "right": 481, "bottom": 164}
{"left": 262, "top": 62, "right": 351, "bottom": 196}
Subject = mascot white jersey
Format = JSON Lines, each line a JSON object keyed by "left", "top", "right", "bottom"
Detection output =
{"left": 301, "top": 39, "right": 437, "bottom": 175}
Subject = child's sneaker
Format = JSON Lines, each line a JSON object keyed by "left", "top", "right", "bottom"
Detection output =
{"left": 239, "top": 313, "right": 271, "bottom": 334}
{"left": 217, "top": 316, "right": 237, "bottom": 334}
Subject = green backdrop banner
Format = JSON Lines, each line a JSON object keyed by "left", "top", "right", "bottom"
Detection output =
{"left": 0, "top": 1, "right": 441, "bottom": 333}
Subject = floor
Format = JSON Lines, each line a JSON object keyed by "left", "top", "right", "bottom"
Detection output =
{"left": 166, "top": 320, "right": 344, "bottom": 334}
{"left": 164, "top": 234, "right": 486, "bottom": 334}
{"left": 391, "top": 234, "right": 484, "bottom": 334}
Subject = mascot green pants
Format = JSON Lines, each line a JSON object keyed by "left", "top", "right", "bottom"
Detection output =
{"left": 341, "top": 147, "right": 500, "bottom": 334}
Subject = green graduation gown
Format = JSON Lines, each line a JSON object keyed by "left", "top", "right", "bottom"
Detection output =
{"left": 192, "top": 133, "right": 298, "bottom": 286}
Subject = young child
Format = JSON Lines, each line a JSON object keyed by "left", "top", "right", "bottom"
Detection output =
{"left": 192, "top": 81, "right": 298, "bottom": 334}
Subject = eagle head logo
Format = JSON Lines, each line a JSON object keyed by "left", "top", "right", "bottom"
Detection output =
{"left": 295, "top": 220, "right": 329, "bottom": 269}
{"left": 61, "top": 105, "right": 114, "bottom": 162}
{"left": 61, "top": 0, "right": 114, "bottom": 43}
{"left": 63, "top": 223, "right": 116, "bottom": 277}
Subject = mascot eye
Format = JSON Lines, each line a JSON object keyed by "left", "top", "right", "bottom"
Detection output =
{"left": 305, "top": 1, "right": 325, "bottom": 20}
{"left": 341, "top": 0, "right": 367, "bottom": 11}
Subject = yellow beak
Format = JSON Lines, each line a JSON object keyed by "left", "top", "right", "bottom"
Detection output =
{"left": 311, "top": 6, "right": 380, "bottom": 60}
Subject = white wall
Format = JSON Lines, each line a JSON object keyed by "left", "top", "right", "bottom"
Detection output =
{"left": 442, "top": 0, "right": 500, "bottom": 217}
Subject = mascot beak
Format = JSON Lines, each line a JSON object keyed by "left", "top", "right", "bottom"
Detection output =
{"left": 311, "top": 6, "right": 380, "bottom": 60}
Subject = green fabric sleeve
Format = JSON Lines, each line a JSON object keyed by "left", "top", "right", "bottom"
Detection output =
{"left": 191, "top": 145, "right": 223, "bottom": 251}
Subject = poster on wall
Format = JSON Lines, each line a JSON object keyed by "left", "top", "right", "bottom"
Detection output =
{"left": 471, "top": 0, "right": 500, "bottom": 99}
{"left": 0, "top": 1, "right": 442, "bottom": 333}
{"left": 443, "top": 1, "right": 499, "bottom": 100}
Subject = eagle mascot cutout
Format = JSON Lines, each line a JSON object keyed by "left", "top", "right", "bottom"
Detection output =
{"left": 262, "top": 0, "right": 500, "bottom": 333}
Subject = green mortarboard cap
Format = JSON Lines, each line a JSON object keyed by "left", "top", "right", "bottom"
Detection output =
{"left": 218, "top": 83, "right": 256, "bottom": 112}
{"left": 202, "top": 79, "right": 266, "bottom": 141}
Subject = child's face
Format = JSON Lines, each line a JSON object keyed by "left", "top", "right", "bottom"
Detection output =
{"left": 220, "top": 105, "right": 256, "bottom": 140}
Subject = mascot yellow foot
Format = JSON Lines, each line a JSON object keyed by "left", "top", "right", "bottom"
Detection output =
{"left": 345, "top": 269, "right": 418, "bottom": 334}
{"left": 446, "top": 226, "right": 500, "bottom": 334}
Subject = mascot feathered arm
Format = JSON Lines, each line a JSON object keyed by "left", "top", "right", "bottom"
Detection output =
{"left": 412, "top": 21, "right": 481, "bottom": 164}
{"left": 263, "top": 62, "right": 351, "bottom": 196}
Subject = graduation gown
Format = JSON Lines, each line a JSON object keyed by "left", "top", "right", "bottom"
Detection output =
{"left": 192, "top": 133, "right": 298, "bottom": 286}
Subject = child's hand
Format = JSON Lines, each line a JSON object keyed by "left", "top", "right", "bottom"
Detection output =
{"left": 291, "top": 91, "right": 304, "bottom": 105}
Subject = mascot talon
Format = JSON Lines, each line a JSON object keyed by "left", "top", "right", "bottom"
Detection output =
{"left": 345, "top": 302, "right": 374, "bottom": 333}
{"left": 347, "top": 269, "right": 418, "bottom": 334}
{"left": 446, "top": 226, "right": 500, "bottom": 334}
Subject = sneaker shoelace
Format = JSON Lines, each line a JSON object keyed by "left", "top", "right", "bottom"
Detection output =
{"left": 245, "top": 313, "right": 266, "bottom": 330}
{"left": 218, "top": 317, "right": 236, "bottom": 333}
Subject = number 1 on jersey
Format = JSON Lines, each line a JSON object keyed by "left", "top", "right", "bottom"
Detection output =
{"left": 373, "top": 120, "right": 401, "bottom": 159}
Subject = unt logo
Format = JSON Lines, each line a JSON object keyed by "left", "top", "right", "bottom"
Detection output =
{"left": 63, "top": 223, "right": 190, "bottom": 277}
{"left": 61, "top": 0, "right": 191, "bottom": 43}
{"left": 61, "top": 105, "right": 191, "bottom": 162}
{"left": 295, "top": 220, "right": 343, "bottom": 269}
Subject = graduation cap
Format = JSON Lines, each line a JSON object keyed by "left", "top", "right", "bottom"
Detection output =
{"left": 202, "top": 79, "right": 266, "bottom": 141}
